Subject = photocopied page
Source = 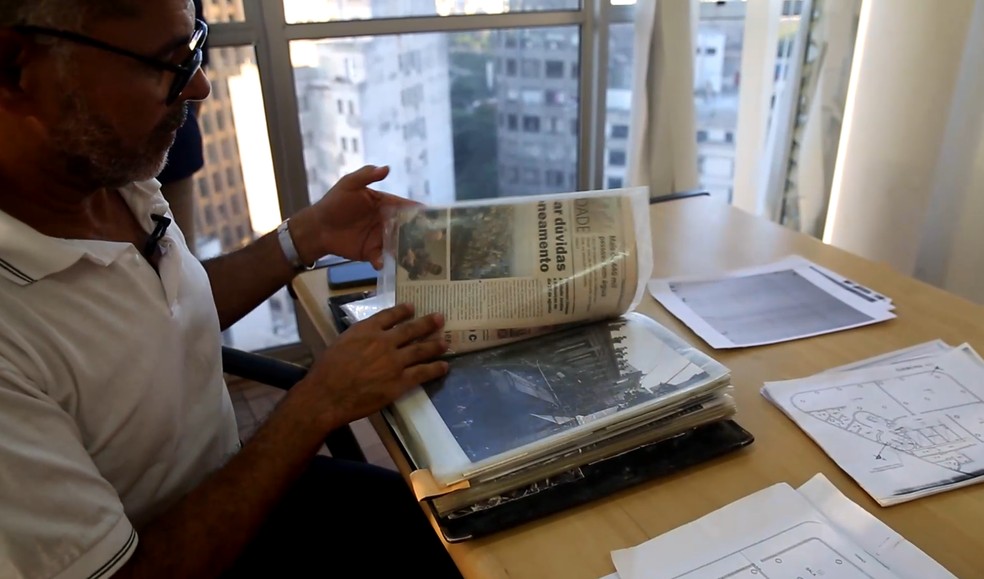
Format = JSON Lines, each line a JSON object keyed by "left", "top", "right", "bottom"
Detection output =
{"left": 607, "top": 473, "right": 953, "bottom": 579}
{"left": 763, "top": 346, "right": 984, "bottom": 506}
{"left": 390, "top": 312, "right": 730, "bottom": 488}
{"left": 379, "top": 187, "right": 653, "bottom": 354}
{"left": 647, "top": 256, "right": 896, "bottom": 349}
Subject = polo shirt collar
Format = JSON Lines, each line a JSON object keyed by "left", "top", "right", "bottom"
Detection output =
{"left": 0, "top": 179, "right": 170, "bottom": 286}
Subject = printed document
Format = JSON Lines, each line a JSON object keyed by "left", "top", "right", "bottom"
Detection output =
{"left": 763, "top": 345, "right": 984, "bottom": 505}
{"left": 647, "top": 256, "right": 895, "bottom": 349}
{"left": 609, "top": 473, "right": 953, "bottom": 579}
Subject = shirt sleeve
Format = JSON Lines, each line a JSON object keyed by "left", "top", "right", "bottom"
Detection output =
{"left": 0, "top": 369, "right": 138, "bottom": 579}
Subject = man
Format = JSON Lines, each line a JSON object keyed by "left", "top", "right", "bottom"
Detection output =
{"left": 0, "top": 1, "right": 460, "bottom": 577}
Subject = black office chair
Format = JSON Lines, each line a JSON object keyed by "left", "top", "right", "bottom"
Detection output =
{"left": 649, "top": 189, "right": 710, "bottom": 204}
{"left": 221, "top": 346, "right": 367, "bottom": 463}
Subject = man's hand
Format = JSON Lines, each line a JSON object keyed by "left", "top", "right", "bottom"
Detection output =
{"left": 294, "top": 303, "right": 449, "bottom": 431}
{"left": 290, "top": 165, "right": 416, "bottom": 268}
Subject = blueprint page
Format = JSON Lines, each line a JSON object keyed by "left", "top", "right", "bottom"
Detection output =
{"left": 764, "top": 347, "right": 984, "bottom": 505}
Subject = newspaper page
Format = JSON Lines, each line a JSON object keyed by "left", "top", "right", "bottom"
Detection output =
{"left": 380, "top": 188, "right": 651, "bottom": 353}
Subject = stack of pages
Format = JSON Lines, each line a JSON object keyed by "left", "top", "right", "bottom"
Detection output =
{"left": 763, "top": 341, "right": 984, "bottom": 506}
{"left": 648, "top": 256, "right": 895, "bottom": 349}
{"left": 607, "top": 473, "right": 955, "bottom": 578}
{"left": 342, "top": 187, "right": 753, "bottom": 540}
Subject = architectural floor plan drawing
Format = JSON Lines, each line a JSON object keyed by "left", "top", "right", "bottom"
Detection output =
{"left": 608, "top": 474, "right": 954, "bottom": 579}
{"left": 672, "top": 522, "right": 879, "bottom": 578}
{"left": 764, "top": 346, "right": 984, "bottom": 505}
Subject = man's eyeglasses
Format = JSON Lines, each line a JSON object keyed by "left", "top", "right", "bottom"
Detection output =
{"left": 15, "top": 19, "right": 208, "bottom": 106}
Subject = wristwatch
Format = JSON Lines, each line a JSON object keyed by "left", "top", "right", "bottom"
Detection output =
{"left": 276, "top": 219, "right": 313, "bottom": 271}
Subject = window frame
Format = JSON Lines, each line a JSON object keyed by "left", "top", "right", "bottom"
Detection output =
{"left": 206, "top": 0, "right": 636, "bottom": 221}
{"left": 202, "top": 1, "right": 636, "bottom": 354}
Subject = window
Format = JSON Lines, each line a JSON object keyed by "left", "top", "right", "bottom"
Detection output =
{"left": 545, "top": 89, "right": 568, "bottom": 106}
{"left": 611, "top": 124, "right": 630, "bottom": 139}
{"left": 545, "top": 60, "right": 564, "bottom": 78}
{"left": 522, "top": 115, "right": 541, "bottom": 133}
{"left": 341, "top": 137, "right": 348, "bottom": 152}
{"left": 292, "top": 26, "right": 579, "bottom": 203}
{"left": 521, "top": 58, "right": 540, "bottom": 78}
{"left": 697, "top": 130, "right": 709, "bottom": 143}
{"left": 283, "top": 0, "right": 579, "bottom": 23}
{"left": 608, "top": 150, "right": 626, "bottom": 167}
{"left": 607, "top": 177, "right": 623, "bottom": 189}
{"left": 192, "top": 45, "right": 295, "bottom": 351}
{"left": 204, "top": 2, "right": 648, "bottom": 346}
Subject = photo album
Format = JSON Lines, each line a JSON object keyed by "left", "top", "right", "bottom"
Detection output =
{"left": 338, "top": 187, "right": 753, "bottom": 540}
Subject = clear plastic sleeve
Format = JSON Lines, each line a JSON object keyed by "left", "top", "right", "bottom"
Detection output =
{"left": 378, "top": 186, "right": 652, "bottom": 354}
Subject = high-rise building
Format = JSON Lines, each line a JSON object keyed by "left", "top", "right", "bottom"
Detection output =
{"left": 292, "top": 26, "right": 457, "bottom": 205}
{"left": 493, "top": 25, "right": 580, "bottom": 197}
{"left": 196, "top": 1, "right": 254, "bottom": 255}
{"left": 492, "top": 2, "right": 636, "bottom": 197}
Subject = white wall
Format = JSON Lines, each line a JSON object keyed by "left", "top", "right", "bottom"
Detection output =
{"left": 823, "top": 0, "right": 976, "bottom": 278}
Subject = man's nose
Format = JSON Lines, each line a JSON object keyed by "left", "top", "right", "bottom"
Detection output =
{"left": 183, "top": 67, "right": 211, "bottom": 103}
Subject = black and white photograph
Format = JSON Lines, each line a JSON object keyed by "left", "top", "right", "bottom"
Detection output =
{"left": 421, "top": 316, "right": 711, "bottom": 463}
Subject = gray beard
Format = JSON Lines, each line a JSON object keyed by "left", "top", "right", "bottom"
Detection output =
{"left": 47, "top": 94, "right": 187, "bottom": 190}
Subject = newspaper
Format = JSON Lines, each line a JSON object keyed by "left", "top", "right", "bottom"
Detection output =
{"left": 378, "top": 187, "right": 653, "bottom": 354}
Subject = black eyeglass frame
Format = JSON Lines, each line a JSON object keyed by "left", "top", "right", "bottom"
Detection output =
{"left": 14, "top": 18, "right": 208, "bottom": 105}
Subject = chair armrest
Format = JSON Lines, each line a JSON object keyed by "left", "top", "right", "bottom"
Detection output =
{"left": 221, "top": 346, "right": 307, "bottom": 391}
{"left": 221, "top": 346, "right": 367, "bottom": 463}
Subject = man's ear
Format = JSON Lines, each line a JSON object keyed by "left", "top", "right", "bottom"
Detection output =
{"left": 0, "top": 29, "right": 34, "bottom": 114}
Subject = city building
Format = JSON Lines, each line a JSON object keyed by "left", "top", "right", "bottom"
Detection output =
{"left": 196, "top": 1, "right": 254, "bottom": 254}
{"left": 292, "top": 25, "right": 457, "bottom": 205}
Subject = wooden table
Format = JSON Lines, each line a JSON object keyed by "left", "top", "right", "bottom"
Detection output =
{"left": 292, "top": 196, "right": 984, "bottom": 578}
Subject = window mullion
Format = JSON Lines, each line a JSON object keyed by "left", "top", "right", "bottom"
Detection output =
{"left": 242, "top": 0, "right": 310, "bottom": 220}
{"left": 578, "top": 1, "right": 598, "bottom": 191}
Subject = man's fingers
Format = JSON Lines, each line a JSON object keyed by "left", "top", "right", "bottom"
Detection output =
{"left": 337, "top": 164, "right": 389, "bottom": 190}
{"left": 401, "top": 360, "right": 450, "bottom": 387}
{"left": 399, "top": 338, "right": 448, "bottom": 367}
{"left": 391, "top": 313, "right": 444, "bottom": 346}
{"left": 367, "top": 303, "right": 415, "bottom": 330}
{"left": 376, "top": 191, "right": 419, "bottom": 209}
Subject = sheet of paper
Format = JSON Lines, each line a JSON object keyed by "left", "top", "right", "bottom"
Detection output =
{"left": 823, "top": 340, "right": 953, "bottom": 374}
{"left": 609, "top": 474, "right": 953, "bottom": 579}
{"left": 762, "top": 340, "right": 956, "bottom": 405}
{"left": 648, "top": 256, "right": 896, "bottom": 349}
{"left": 798, "top": 475, "right": 956, "bottom": 578}
{"left": 610, "top": 476, "right": 900, "bottom": 579}
{"left": 763, "top": 346, "right": 984, "bottom": 505}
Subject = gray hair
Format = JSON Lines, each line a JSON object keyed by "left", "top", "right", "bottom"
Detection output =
{"left": 0, "top": 0, "right": 142, "bottom": 30}
{"left": 1, "top": 0, "right": 143, "bottom": 69}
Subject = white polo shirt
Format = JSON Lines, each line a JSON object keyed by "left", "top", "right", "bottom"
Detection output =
{"left": 0, "top": 180, "right": 240, "bottom": 579}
